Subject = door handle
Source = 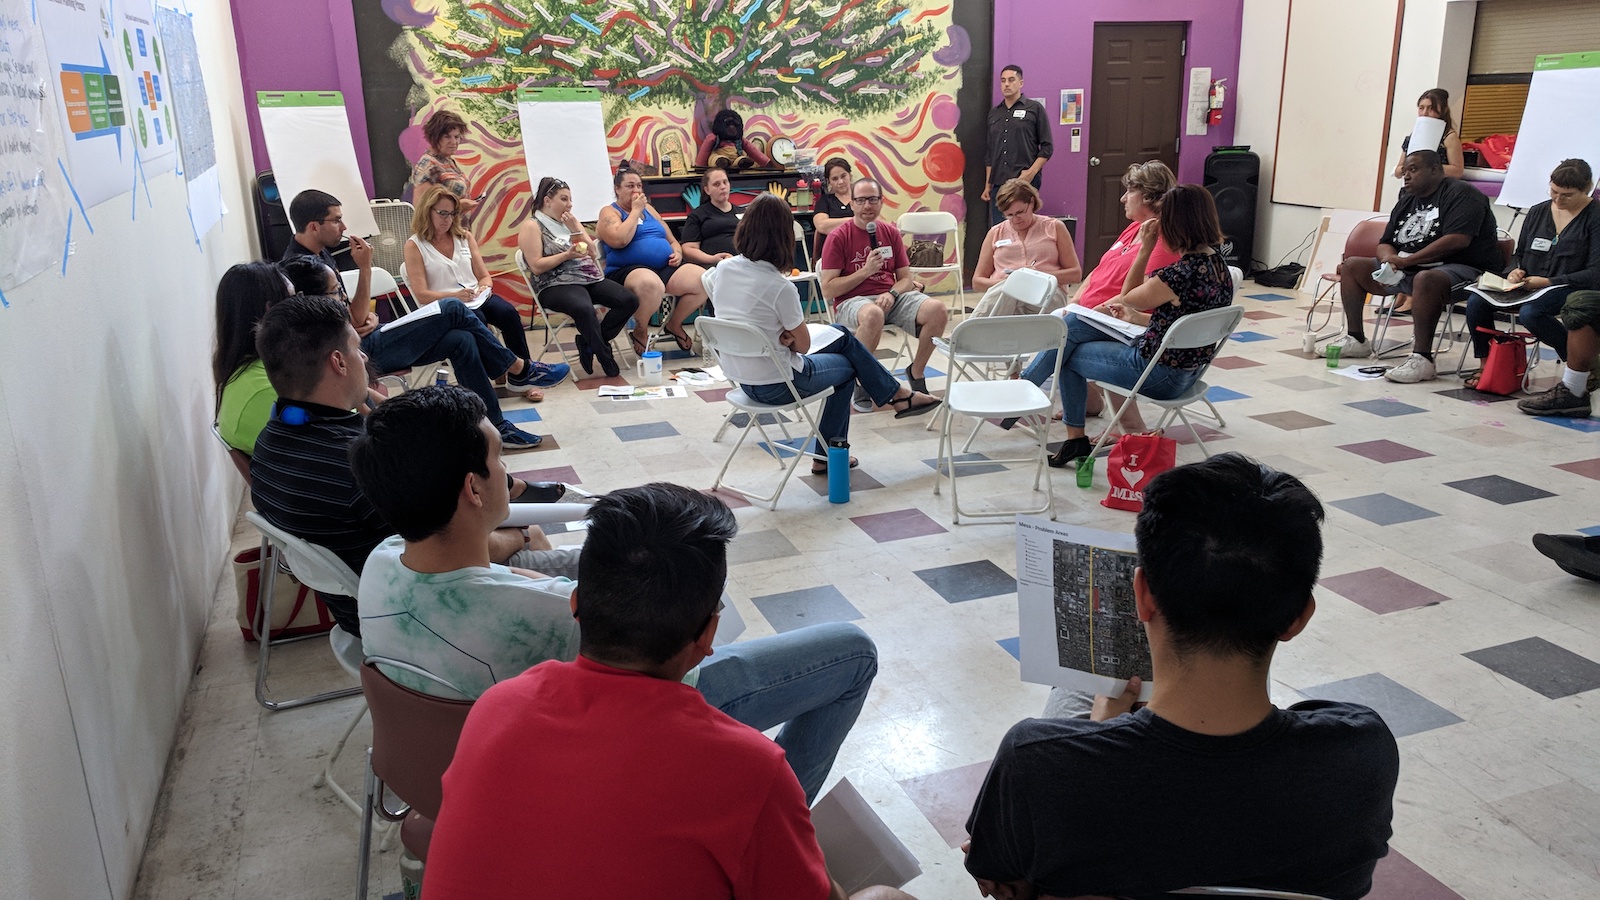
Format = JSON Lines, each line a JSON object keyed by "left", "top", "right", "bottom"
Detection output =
{"left": 1088, "top": 156, "right": 1101, "bottom": 167}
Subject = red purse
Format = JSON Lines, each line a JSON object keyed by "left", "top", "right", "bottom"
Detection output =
{"left": 1101, "top": 432, "right": 1178, "bottom": 512}
{"left": 1475, "top": 327, "right": 1535, "bottom": 396}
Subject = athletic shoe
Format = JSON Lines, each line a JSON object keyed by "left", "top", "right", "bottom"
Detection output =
{"left": 1384, "top": 353, "right": 1437, "bottom": 383}
{"left": 851, "top": 383, "right": 874, "bottom": 413}
{"left": 1587, "top": 366, "right": 1599, "bottom": 394}
{"left": 1531, "top": 533, "right": 1600, "bottom": 582}
{"left": 1328, "top": 335, "right": 1373, "bottom": 359}
{"left": 496, "top": 420, "right": 543, "bottom": 450}
{"left": 509, "top": 360, "right": 571, "bottom": 388}
{"left": 1517, "top": 383, "right": 1591, "bottom": 417}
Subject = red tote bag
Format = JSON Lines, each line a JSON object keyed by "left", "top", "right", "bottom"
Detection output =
{"left": 1102, "top": 432, "right": 1178, "bottom": 512}
{"left": 1475, "top": 327, "right": 1535, "bottom": 396}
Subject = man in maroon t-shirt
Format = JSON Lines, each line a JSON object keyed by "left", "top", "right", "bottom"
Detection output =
{"left": 820, "top": 178, "right": 949, "bottom": 410}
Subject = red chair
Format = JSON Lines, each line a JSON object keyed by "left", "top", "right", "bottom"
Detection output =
{"left": 355, "top": 658, "right": 473, "bottom": 899}
{"left": 1308, "top": 218, "right": 1386, "bottom": 343}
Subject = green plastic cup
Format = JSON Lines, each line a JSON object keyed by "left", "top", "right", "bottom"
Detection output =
{"left": 1076, "top": 455, "right": 1095, "bottom": 488}
{"left": 1325, "top": 344, "right": 1342, "bottom": 368}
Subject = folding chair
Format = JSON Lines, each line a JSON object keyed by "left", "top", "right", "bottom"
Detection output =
{"left": 1306, "top": 218, "right": 1385, "bottom": 349}
{"left": 898, "top": 210, "right": 967, "bottom": 322}
{"left": 697, "top": 317, "right": 833, "bottom": 510}
{"left": 354, "top": 658, "right": 473, "bottom": 900}
{"left": 243, "top": 511, "right": 363, "bottom": 711}
{"left": 340, "top": 264, "right": 413, "bottom": 322}
{"left": 787, "top": 220, "right": 832, "bottom": 323}
{"left": 934, "top": 315, "right": 1068, "bottom": 524}
{"left": 1091, "top": 305, "right": 1247, "bottom": 461}
{"left": 514, "top": 249, "right": 585, "bottom": 382}
{"left": 927, "top": 268, "right": 1058, "bottom": 444}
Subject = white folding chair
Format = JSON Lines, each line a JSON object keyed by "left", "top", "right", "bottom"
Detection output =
{"left": 786, "top": 220, "right": 832, "bottom": 323}
{"left": 934, "top": 315, "right": 1068, "bottom": 524}
{"left": 697, "top": 317, "right": 833, "bottom": 510}
{"left": 243, "top": 511, "right": 363, "bottom": 711}
{"left": 514, "top": 249, "right": 586, "bottom": 382}
{"left": 1091, "top": 305, "right": 1247, "bottom": 461}
{"left": 898, "top": 209, "right": 966, "bottom": 322}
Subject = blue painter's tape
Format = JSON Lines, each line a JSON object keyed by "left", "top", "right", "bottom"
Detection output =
{"left": 57, "top": 159, "right": 94, "bottom": 235}
{"left": 62, "top": 209, "right": 73, "bottom": 276}
{"left": 0, "top": 284, "right": 8, "bottom": 308}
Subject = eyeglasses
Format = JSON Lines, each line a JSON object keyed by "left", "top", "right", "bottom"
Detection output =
{"left": 542, "top": 178, "right": 569, "bottom": 199}
{"left": 319, "top": 216, "right": 344, "bottom": 226}
{"left": 433, "top": 208, "right": 458, "bottom": 218}
{"left": 696, "top": 597, "right": 726, "bottom": 636}
{"left": 852, "top": 195, "right": 883, "bottom": 205}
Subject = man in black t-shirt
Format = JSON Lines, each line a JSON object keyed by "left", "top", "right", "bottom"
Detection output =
{"left": 964, "top": 453, "right": 1399, "bottom": 900}
{"left": 1330, "top": 150, "right": 1500, "bottom": 383}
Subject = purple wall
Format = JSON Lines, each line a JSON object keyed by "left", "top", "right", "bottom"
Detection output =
{"left": 993, "top": 0, "right": 1244, "bottom": 257}
{"left": 230, "top": 0, "right": 374, "bottom": 195}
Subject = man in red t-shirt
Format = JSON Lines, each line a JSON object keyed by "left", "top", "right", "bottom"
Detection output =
{"left": 820, "top": 178, "right": 950, "bottom": 410}
{"left": 422, "top": 483, "right": 919, "bottom": 900}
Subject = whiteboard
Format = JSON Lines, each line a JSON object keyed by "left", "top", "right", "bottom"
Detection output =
{"left": 257, "top": 92, "right": 380, "bottom": 237}
{"left": 1272, "top": 0, "right": 1402, "bottom": 211}
{"left": 1499, "top": 58, "right": 1600, "bottom": 209}
{"left": 518, "top": 88, "right": 614, "bottom": 222}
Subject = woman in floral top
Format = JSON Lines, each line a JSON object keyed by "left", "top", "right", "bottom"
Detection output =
{"left": 1048, "top": 184, "right": 1234, "bottom": 467}
{"left": 408, "top": 109, "right": 479, "bottom": 217}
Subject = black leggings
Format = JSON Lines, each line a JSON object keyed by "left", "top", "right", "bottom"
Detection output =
{"left": 538, "top": 279, "right": 640, "bottom": 368}
{"left": 472, "top": 294, "right": 532, "bottom": 362}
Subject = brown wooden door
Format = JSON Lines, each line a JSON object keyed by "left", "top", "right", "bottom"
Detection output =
{"left": 1085, "top": 23, "right": 1186, "bottom": 266}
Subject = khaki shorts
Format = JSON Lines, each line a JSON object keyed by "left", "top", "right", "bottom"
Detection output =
{"left": 1560, "top": 290, "right": 1600, "bottom": 331}
{"left": 835, "top": 290, "right": 930, "bottom": 335}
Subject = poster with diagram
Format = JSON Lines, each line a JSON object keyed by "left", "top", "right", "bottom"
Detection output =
{"left": 37, "top": 0, "right": 134, "bottom": 209}
{"left": 0, "top": 0, "right": 71, "bottom": 290}
{"left": 154, "top": 6, "right": 221, "bottom": 236}
{"left": 117, "top": 0, "right": 175, "bottom": 168}
{"left": 1015, "top": 517, "right": 1154, "bottom": 701}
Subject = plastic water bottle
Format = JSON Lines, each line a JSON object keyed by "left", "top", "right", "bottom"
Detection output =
{"left": 827, "top": 439, "right": 851, "bottom": 503}
{"left": 399, "top": 848, "right": 424, "bottom": 899}
{"left": 435, "top": 368, "right": 451, "bottom": 387}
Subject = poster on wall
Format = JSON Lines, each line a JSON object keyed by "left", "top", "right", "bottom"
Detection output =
{"left": 37, "top": 0, "right": 135, "bottom": 210}
{"left": 0, "top": 1, "right": 72, "bottom": 292}
{"left": 370, "top": 0, "right": 972, "bottom": 312}
{"left": 154, "top": 6, "right": 223, "bottom": 237}
{"left": 116, "top": 0, "right": 176, "bottom": 170}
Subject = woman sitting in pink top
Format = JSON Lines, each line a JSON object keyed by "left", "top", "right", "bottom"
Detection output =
{"left": 971, "top": 179, "right": 1082, "bottom": 316}
{"left": 1015, "top": 160, "right": 1178, "bottom": 429}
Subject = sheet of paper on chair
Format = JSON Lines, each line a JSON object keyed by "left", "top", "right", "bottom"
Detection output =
{"left": 1015, "top": 517, "right": 1155, "bottom": 702}
{"left": 1067, "top": 306, "right": 1146, "bottom": 345}
{"left": 379, "top": 301, "right": 444, "bottom": 332}
{"left": 810, "top": 778, "right": 922, "bottom": 893}
{"left": 806, "top": 323, "right": 846, "bottom": 353}
{"left": 597, "top": 385, "right": 688, "bottom": 400}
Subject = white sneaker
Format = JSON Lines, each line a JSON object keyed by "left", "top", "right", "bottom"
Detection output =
{"left": 1330, "top": 335, "right": 1373, "bottom": 359}
{"left": 851, "top": 383, "right": 875, "bottom": 413}
{"left": 1385, "top": 353, "right": 1437, "bottom": 383}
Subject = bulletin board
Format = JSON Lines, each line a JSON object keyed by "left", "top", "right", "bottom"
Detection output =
{"left": 1271, "top": 0, "right": 1403, "bottom": 211}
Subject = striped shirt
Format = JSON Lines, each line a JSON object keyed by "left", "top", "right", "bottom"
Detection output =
{"left": 249, "top": 401, "right": 393, "bottom": 633}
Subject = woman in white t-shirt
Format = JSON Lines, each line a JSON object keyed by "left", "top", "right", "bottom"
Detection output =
{"left": 706, "top": 194, "right": 940, "bottom": 472}
{"left": 404, "top": 186, "right": 568, "bottom": 397}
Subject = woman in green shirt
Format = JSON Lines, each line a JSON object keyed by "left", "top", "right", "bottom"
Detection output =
{"left": 214, "top": 261, "right": 292, "bottom": 454}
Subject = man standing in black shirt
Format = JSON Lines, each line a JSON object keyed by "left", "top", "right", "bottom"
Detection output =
{"left": 1330, "top": 150, "right": 1500, "bottom": 383}
{"left": 964, "top": 453, "right": 1399, "bottom": 900}
{"left": 982, "top": 65, "right": 1052, "bottom": 226}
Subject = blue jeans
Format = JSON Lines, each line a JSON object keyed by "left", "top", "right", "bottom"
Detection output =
{"left": 742, "top": 326, "right": 901, "bottom": 454}
{"left": 1465, "top": 285, "right": 1572, "bottom": 360}
{"left": 1053, "top": 315, "right": 1200, "bottom": 428}
{"left": 696, "top": 622, "right": 878, "bottom": 804}
{"left": 361, "top": 298, "right": 516, "bottom": 423}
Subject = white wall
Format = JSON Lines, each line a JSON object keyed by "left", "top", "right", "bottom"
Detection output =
{"left": 1237, "top": 0, "right": 1501, "bottom": 271}
{"left": 0, "top": 2, "right": 255, "bottom": 898}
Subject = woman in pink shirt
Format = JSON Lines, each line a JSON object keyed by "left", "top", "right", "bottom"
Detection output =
{"left": 1015, "top": 161, "right": 1178, "bottom": 429}
{"left": 971, "top": 179, "right": 1082, "bottom": 315}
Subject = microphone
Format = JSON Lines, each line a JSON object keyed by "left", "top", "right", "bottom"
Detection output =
{"left": 866, "top": 221, "right": 878, "bottom": 249}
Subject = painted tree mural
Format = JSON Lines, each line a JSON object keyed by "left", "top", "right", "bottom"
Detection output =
{"left": 383, "top": 0, "right": 971, "bottom": 309}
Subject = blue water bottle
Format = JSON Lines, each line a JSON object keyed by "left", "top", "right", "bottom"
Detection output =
{"left": 435, "top": 368, "right": 451, "bottom": 387}
{"left": 827, "top": 439, "right": 851, "bottom": 504}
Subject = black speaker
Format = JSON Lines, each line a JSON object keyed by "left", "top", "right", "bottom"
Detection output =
{"left": 252, "top": 170, "right": 293, "bottom": 261}
{"left": 1203, "top": 146, "right": 1258, "bottom": 273}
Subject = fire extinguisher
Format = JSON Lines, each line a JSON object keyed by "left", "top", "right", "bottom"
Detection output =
{"left": 1207, "top": 78, "right": 1226, "bottom": 125}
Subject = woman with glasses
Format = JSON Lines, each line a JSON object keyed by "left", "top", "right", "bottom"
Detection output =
{"left": 407, "top": 109, "right": 481, "bottom": 216}
{"left": 970, "top": 179, "right": 1082, "bottom": 316}
{"left": 596, "top": 169, "right": 710, "bottom": 355}
{"left": 518, "top": 176, "right": 639, "bottom": 378}
{"left": 405, "top": 186, "right": 568, "bottom": 399}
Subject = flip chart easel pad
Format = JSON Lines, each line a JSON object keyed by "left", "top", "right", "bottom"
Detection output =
{"left": 257, "top": 92, "right": 379, "bottom": 237}
{"left": 1499, "top": 54, "right": 1600, "bottom": 210}
{"left": 518, "top": 88, "right": 613, "bottom": 221}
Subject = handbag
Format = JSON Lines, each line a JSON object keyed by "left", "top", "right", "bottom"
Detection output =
{"left": 1475, "top": 327, "right": 1535, "bottom": 396}
{"left": 1101, "top": 431, "right": 1178, "bottom": 512}
{"left": 907, "top": 239, "right": 944, "bottom": 268}
{"left": 233, "top": 547, "right": 338, "bottom": 642}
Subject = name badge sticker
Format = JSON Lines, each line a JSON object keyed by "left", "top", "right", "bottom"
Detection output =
{"left": 1013, "top": 109, "right": 1026, "bottom": 118}
{"left": 995, "top": 238, "right": 1015, "bottom": 247}
{"left": 1531, "top": 237, "right": 1553, "bottom": 252}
